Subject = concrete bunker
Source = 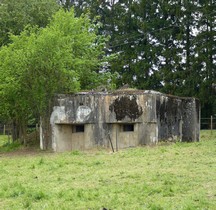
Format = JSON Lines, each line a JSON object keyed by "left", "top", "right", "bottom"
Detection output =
{"left": 42, "top": 90, "right": 200, "bottom": 152}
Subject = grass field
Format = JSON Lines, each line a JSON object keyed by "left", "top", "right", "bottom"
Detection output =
{"left": 0, "top": 130, "right": 216, "bottom": 209}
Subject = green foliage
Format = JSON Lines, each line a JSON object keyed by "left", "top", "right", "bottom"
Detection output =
{"left": 0, "top": 8, "right": 111, "bottom": 140}
{"left": 0, "top": 0, "right": 60, "bottom": 47}
{"left": 0, "top": 130, "right": 216, "bottom": 209}
{"left": 71, "top": 0, "right": 216, "bottom": 116}
{"left": 0, "top": 135, "right": 10, "bottom": 147}
{"left": 0, "top": 136, "right": 21, "bottom": 152}
{"left": 70, "top": 150, "right": 81, "bottom": 156}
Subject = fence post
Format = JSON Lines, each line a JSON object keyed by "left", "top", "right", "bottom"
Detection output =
{"left": 211, "top": 115, "right": 213, "bottom": 135}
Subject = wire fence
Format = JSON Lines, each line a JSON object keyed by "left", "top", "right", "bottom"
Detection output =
{"left": 200, "top": 116, "right": 216, "bottom": 130}
{"left": 0, "top": 124, "right": 11, "bottom": 135}
{"left": 0, "top": 124, "right": 39, "bottom": 135}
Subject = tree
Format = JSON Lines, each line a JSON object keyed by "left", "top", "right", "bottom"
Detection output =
{"left": 0, "top": 9, "right": 112, "bottom": 146}
{"left": 0, "top": 0, "right": 60, "bottom": 46}
{"left": 193, "top": 0, "right": 216, "bottom": 116}
{"left": 72, "top": 0, "right": 215, "bottom": 118}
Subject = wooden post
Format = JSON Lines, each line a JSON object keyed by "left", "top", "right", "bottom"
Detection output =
{"left": 108, "top": 133, "right": 114, "bottom": 152}
{"left": 211, "top": 115, "right": 213, "bottom": 135}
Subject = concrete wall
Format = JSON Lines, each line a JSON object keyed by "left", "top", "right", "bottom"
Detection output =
{"left": 156, "top": 95, "right": 200, "bottom": 142}
{"left": 109, "top": 124, "right": 139, "bottom": 150}
{"left": 45, "top": 90, "right": 200, "bottom": 152}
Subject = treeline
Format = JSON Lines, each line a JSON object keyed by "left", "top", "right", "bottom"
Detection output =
{"left": 68, "top": 0, "right": 216, "bottom": 117}
{"left": 0, "top": 0, "right": 215, "bottom": 143}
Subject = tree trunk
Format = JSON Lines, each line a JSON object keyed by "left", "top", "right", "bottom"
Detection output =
{"left": 12, "top": 120, "right": 19, "bottom": 142}
{"left": 40, "top": 99, "right": 54, "bottom": 150}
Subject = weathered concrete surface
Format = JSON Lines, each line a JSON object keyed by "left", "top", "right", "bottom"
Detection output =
{"left": 156, "top": 95, "right": 200, "bottom": 142}
{"left": 41, "top": 90, "right": 200, "bottom": 152}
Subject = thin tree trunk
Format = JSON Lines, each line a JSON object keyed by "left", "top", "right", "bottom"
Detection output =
{"left": 40, "top": 99, "right": 53, "bottom": 150}
{"left": 12, "top": 119, "right": 19, "bottom": 142}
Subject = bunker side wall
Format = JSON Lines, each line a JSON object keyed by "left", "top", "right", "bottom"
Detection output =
{"left": 156, "top": 95, "right": 200, "bottom": 142}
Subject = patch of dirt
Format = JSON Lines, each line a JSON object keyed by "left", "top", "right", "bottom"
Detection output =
{"left": 0, "top": 147, "right": 53, "bottom": 158}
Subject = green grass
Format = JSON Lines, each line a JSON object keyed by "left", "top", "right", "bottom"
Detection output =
{"left": 0, "top": 135, "right": 9, "bottom": 147}
{"left": 0, "top": 130, "right": 216, "bottom": 209}
{"left": 0, "top": 135, "right": 21, "bottom": 152}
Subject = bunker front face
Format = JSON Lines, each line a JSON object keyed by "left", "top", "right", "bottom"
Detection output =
{"left": 40, "top": 90, "right": 200, "bottom": 152}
